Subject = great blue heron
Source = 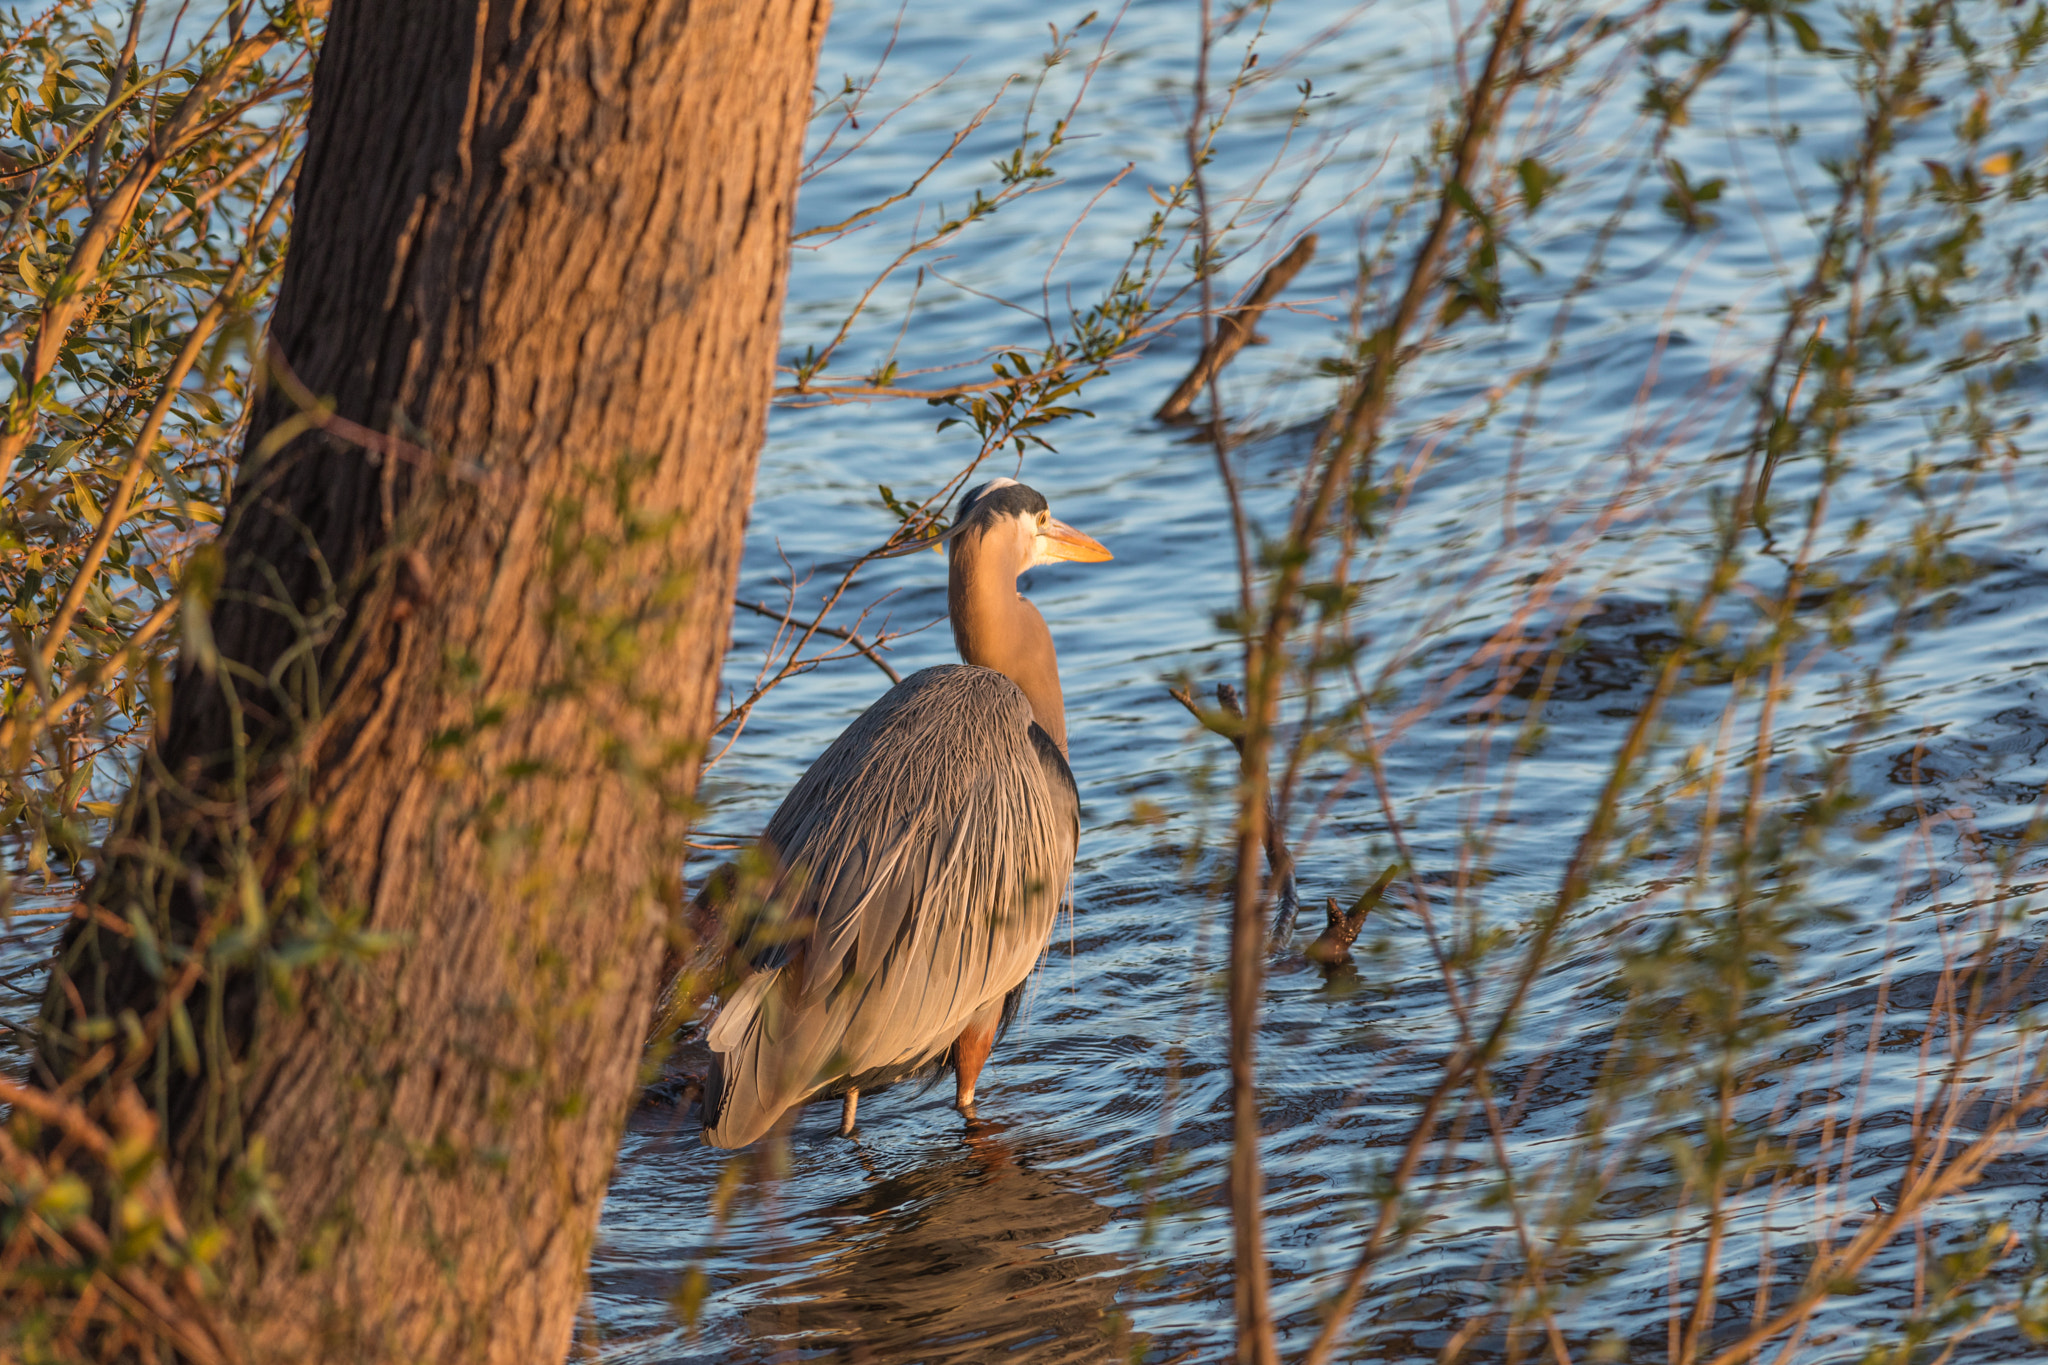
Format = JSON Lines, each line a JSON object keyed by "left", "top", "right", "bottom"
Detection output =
{"left": 700, "top": 479, "right": 1111, "bottom": 1148}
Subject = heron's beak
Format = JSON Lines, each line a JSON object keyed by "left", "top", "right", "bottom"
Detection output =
{"left": 1041, "top": 518, "right": 1113, "bottom": 563}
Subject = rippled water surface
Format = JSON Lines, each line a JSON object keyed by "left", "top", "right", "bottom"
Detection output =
{"left": 578, "top": 0, "right": 2048, "bottom": 1359}
{"left": 579, "top": 2, "right": 2048, "bottom": 1361}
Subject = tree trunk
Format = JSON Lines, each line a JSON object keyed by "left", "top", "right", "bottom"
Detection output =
{"left": 35, "top": 2, "right": 828, "bottom": 1360}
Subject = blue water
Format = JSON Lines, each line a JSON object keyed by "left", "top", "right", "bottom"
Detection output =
{"left": 586, "top": 2, "right": 2048, "bottom": 1361}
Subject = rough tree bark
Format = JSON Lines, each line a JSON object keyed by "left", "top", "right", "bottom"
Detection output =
{"left": 35, "top": 2, "right": 829, "bottom": 1361}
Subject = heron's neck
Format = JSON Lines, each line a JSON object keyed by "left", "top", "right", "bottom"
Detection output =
{"left": 950, "top": 547, "right": 1067, "bottom": 753}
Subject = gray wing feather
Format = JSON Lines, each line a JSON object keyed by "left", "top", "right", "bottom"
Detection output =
{"left": 702, "top": 666, "right": 1078, "bottom": 1147}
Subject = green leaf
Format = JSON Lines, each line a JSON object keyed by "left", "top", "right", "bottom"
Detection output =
{"left": 1660, "top": 157, "right": 1725, "bottom": 230}
{"left": 170, "top": 998, "right": 200, "bottom": 1075}
{"left": 1783, "top": 11, "right": 1823, "bottom": 52}
{"left": 1444, "top": 179, "right": 1486, "bottom": 227}
{"left": 126, "top": 903, "right": 164, "bottom": 979}
{"left": 34, "top": 1175, "right": 91, "bottom": 1227}
{"left": 1516, "top": 157, "right": 1563, "bottom": 212}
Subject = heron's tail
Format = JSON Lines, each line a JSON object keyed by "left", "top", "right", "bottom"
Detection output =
{"left": 700, "top": 971, "right": 846, "bottom": 1149}
{"left": 699, "top": 1052, "right": 777, "bottom": 1150}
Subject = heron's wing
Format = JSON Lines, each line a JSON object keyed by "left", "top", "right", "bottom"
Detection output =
{"left": 702, "top": 666, "right": 1078, "bottom": 1147}
{"left": 1027, "top": 718, "right": 1080, "bottom": 847}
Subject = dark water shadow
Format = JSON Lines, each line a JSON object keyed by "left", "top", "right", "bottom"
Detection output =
{"left": 737, "top": 1121, "right": 1130, "bottom": 1363}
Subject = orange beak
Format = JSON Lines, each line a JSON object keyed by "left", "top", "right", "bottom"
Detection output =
{"left": 1041, "top": 517, "right": 1113, "bottom": 563}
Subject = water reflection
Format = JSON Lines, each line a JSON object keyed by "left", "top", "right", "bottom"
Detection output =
{"left": 741, "top": 1122, "right": 1126, "bottom": 1363}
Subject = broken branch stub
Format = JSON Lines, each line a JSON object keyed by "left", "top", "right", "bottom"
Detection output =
{"left": 1156, "top": 234, "right": 1318, "bottom": 423}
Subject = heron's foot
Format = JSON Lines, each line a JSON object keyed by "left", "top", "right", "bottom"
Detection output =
{"left": 838, "top": 1088, "right": 860, "bottom": 1138}
{"left": 950, "top": 1006, "right": 999, "bottom": 1117}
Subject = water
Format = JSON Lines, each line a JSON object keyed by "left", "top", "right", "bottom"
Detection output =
{"left": 581, "top": 1, "right": 2048, "bottom": 1359}
{"left": 7, "top": 1, "right": 2046, "bottom": 1360}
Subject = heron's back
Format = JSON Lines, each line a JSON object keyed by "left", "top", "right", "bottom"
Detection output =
{"left": 702, "top": 665, "right": 1078, "bottom": 1147}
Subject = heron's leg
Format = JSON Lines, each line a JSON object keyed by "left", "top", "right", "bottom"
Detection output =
{"left": 838, "top": 1088, "right": 859, "bottom": 1137}
{"left": 952, "top": 1000, "right": 1004, "bottom": 1112}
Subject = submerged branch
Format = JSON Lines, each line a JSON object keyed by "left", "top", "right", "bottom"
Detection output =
{"left": 1305, "top": 864, "right": 1398, "bottom": 968}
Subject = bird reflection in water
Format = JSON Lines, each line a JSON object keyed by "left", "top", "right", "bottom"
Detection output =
{"left": 741, "top": 1121, "right": 1127, "bottom": 1363}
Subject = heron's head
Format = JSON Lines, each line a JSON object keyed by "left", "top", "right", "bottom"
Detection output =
{"left": 951, "top": 478, "right": 1112, "bottom": 578}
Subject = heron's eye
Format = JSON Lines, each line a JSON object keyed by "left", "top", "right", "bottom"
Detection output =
{"left": 1037, "top": 511, "right": 1049, "bottom": 528}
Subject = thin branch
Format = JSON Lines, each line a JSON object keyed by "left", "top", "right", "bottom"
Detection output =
{"left": 1169, "top": 682, "right": 1302, "bottom": 949}
{"left": 1156, "top": 233, "right": 1318, "bottom": 422}
{"left": 792, "top": 75, "right": 1015, "bottom": 244}
{"left": 734, "top": 597, "right": 902, "bottom": 684}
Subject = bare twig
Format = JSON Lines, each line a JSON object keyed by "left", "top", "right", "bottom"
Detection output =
{"left": 794, "top": 77, "right": 1014, "bottom": 243}
{"left": 1293, "top": 6, "right": 1540, "bottom": 1363}
{"left": 82, "top": 2, "right": 148, "bottom": 213}
{"left": 734, "top": 597, "right": 902, "bottom": 684}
